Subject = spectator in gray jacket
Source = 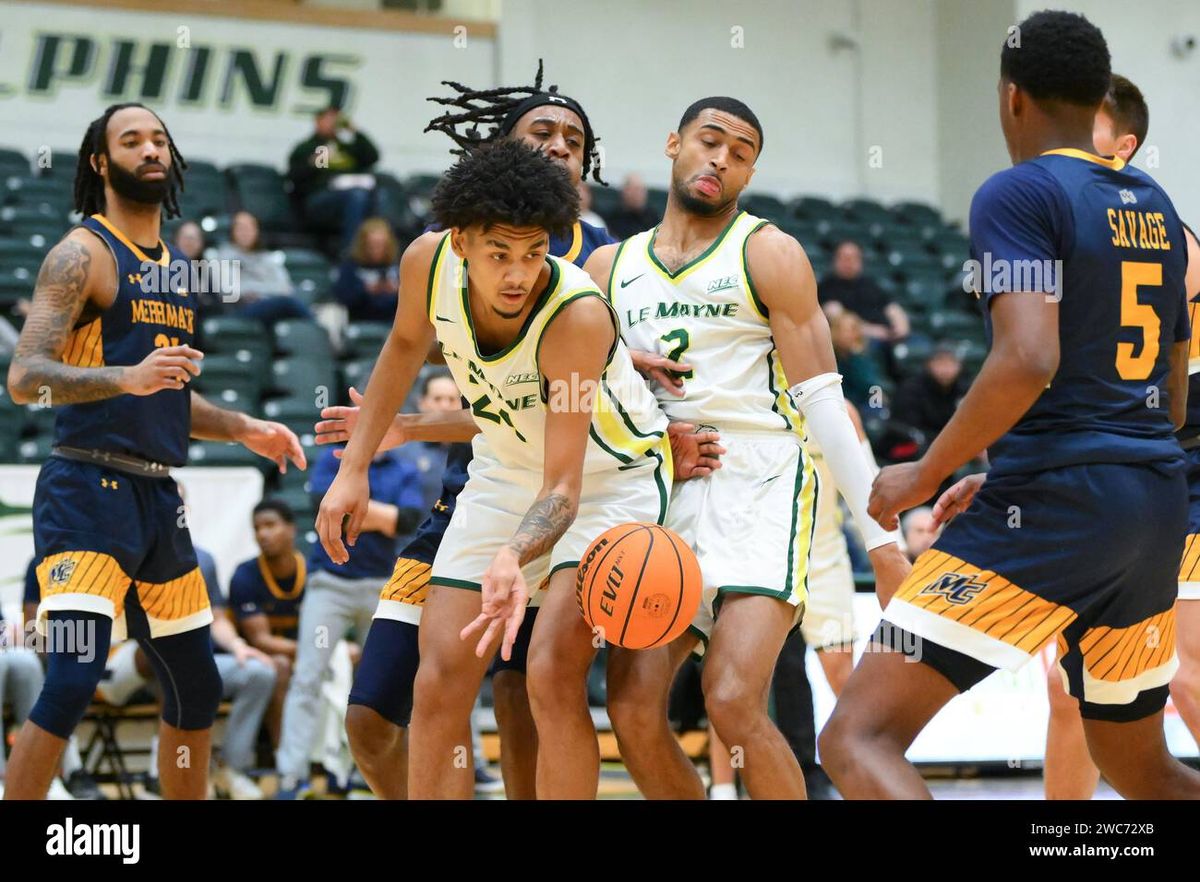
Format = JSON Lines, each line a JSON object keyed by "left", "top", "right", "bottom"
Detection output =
{"left": 215, "top": 211, "right": 312, "bottom": 325}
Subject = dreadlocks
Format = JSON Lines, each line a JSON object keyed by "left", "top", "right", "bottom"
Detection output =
{"left": 424, "top": 60, "right": 605, "bottom": 185}
{"left": 74, "top": 102, "right": 187, "bottom": 219}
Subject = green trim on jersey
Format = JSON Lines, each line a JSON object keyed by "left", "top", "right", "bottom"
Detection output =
{"left": 588, "top": 424, "right": 634, "bottom": 464}
{"left": 742, "top": 219, "right": 772, "bottom": 320}
{"left": 534, "top": 289, "right": 617, "bottom": 383}
{"left": 605, "top": 239, "right": 629, "bottom": 302}
{"left": 425, "top": 233, "right": 451, "bottom": 322}
{"left": 765, "top": 346, "right": 793, "bottom": 431}
{"left": 646, "top": 210, "right": 745, "bottom": 282}
{"left": 651, "top": 448, "right": 669, "bottom": 524}
{"left": 429, "top": 577, "right": 483, "bottom": 592}
{"left": 602, "top": 376, "right": 664, "bottom": 440}
{"left": 459, "top": 256, "right": 562, "bottom": 363}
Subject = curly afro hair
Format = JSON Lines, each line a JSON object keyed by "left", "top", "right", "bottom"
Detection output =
{"left": 430, "top": 138, "right": 579, "bottom": 238}
{"left": 1001, "top": 10, "right": 1110, "bottom": 107}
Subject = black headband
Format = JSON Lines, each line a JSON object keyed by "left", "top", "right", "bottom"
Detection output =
{"left": 499, "top": 91, "right": 593, "bottom": 143}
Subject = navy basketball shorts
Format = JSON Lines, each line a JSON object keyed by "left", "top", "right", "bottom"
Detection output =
{"left": 32, "top": 456, "right": 211, "bottom": 641}
{"left": 1175, "top": 446, "right": 1200, "bottom": 601}
{"left": 877, "top": 460, "right": 1186, "bottom": 722}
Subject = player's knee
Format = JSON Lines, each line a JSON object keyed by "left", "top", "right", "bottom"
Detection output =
{"left": 412, "top": 654, "right": 471, "bottom": 716}
{"left": 29, "top": 650, "right": 108, "bottom": 739}
{"left": 146, "top": 629, "right": 223, "bottom": 730}
{"left": 702, "top": 672, "right": 764, "bottom": 743}
{"left": 607, "top": 678, "right": 668, "bottom": 740}
{"left": 1170, "top": 664, "right": 1200, "bottom": 708}
{"left": 346, "top": 703, "right": 397, "bottom": 760}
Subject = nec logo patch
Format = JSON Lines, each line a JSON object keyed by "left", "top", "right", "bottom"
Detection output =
{"left": 49, "top": 559, "right": 78, "bottom": 586}
{"left": 1119, "top": 189, "right": 1137, "bottom": 205}
{"left": 919, "top": 572, "right": 987, "bottom": 605}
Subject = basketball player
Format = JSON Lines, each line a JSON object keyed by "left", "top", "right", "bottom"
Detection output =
{"left": 1024, "top": 74, "right": 1200, "bottom": 798}
{"left": 3, "top": 103, "right": 305, "bottom": 800}
{"left": 327, "top": 70, "right": 719, "bottom": 800}
{"left": 822, "top": 11, "right": 1200, "bottom": 799}
{"left": 592, "top": 97, "right": 911, "bottom": 799}
{"left": 316, "top": 139, "right": 672, "bottom": 799}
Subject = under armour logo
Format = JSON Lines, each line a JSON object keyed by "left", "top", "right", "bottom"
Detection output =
{"left": 127, "top": 273, "right": 143, "bottom": 285}
{"left": 100, "top": 477, "right": 119, "bottom": 490}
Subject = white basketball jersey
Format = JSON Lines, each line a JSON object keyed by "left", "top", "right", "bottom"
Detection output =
{"left": 427, "top": 233, "right": 667, "bottom": 474}
{"left": 609, "top": 211, "right": 804, "bottom": 437}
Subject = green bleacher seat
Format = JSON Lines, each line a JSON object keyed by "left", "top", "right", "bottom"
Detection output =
{"left": 272, "top": 357, "right": 336, "bottom": 399}
{"left": 263, "top": 395, "right": 322, "bottom": 423}
{"left": 282, "top": 247, "right": 329, "bottom": 270}
{"left": 742, "top": 193, "right": 786, "bottom": 222}
{"left": 790, "top": 196, "right": 835, "bottom": 220}
{"left": 588, "top": 183, "right": 620, "bottom": 218}
{"left": 187, "top": 440, "right": 265, "bottom": 468}
{"left": 339, "top": 359, "right": 374, "bottom": 393}
{"left": 342, "top": 322, "right": 389, "bottom": 359}
{"left": 929, "top": 310, "right": 981, "bottom": 337}
{"left": 201, "top": 315, "right": 270, "bottom": 352}
{"left": 405, "top": 173, "right": 441, "bottom": 195}
{"left": 273, "top": 319, "right": 331, "bottom": 358}
{"left": 23, "top": 404, "right": 57, "bottom": 436}
{"left": 891, "top": 200, "right": 942, "bottom": 226}
{"left": 235, "top": 184, "right": 297, "bottom": 233}
{"left": 646, "top": 187, "right": 669, "bottom": 215}
{"left": 226, "top": 163, "right": 285, "bottom": 189}
{"left": 275, "top": 486, "right": 316, "bottom": 519}
{"left": 290, "top": 266, "right": 333, "bottom": 304}
{"left": 840, "top": 198, "right": 891, "bottom": 224}
{"left": 891, "top": 336, "right": 935, "bottom": 375}
{"left": 17, "top": 436, "right": 53, "bottom": 464}
{"left": 0, "top": 149, "right": 30, "bottom": 178}
{"left": 5, "top": 176, "right": 72, "bottom": 211}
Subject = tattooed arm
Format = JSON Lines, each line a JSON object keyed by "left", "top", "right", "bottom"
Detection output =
{"left": 8, "top": 230, "right": 204, "bottom": 405}
{"left": 461, "top": 295, "right": 616, "bottom": 660}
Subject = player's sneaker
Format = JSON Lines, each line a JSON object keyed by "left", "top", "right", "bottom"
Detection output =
{"left": 46, "top": 777, "right": 76, "bottom": 800}
{"left": 274, "top": 775, "right": 314, "bottom": 800}
{"left": 212, "top": 764, "right": 263, "bottom": 800}
{"left": 65, "top": 770, "right": 107, "bottom": 800}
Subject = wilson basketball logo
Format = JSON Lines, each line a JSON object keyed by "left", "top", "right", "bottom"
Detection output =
{"left": 919, "top": 572, "right": 987, "bottom": 606}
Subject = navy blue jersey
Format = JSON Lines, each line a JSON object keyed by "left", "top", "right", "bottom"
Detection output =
{"left": 969, "top": 149, "right": 1189, "bottom": 476}
{"left": 1180, "top": 223, "right": 1200, "bottom": 433}
{"left": 230, "top": 554, "right": 306, "bottom": 639}
{"left": 53, "top": 214, "right": 195, "bottom": 465}
{"left": 398, "top": 219, "right": 616, "bottom": 564}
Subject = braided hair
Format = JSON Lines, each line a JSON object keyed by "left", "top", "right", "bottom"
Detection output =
{"left": 74, "top": 102, "right": 187, "bottom": 219}
{"left": 424, "top": 60, "right": 605, "bottom": 184}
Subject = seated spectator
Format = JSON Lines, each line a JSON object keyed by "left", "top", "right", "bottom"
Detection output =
{"left": 0, "top": 598, "right": 47, "bottom": 800}
{"left": 274, "top": 439, "right": 428, "bottom": 799}
{"left": 172, "top": 220, "right": 220, "bottom": 306}
{"left": 606, "top": 173, "right": 660, "bottom": 240}
{"left": 578, "top": 182, "right": 608, "bottom": 232}
{"left": 230, "top": 500, "right": 306, "bottom": 751}
{"left": 901, "top": 507, "right": 939, "bottom": 561}
{"left": 828, "top": 308, "right": 885, "bottom": 410}
{"left": 334, "top": 218, "right": 400, "bottom": 323}
{"left": 891, "top": 344, "right": 968, "bottom": 439}
{"left": 288, "top": 106, "right": 385, "bottom": 251}
{"left": 819, "top": 240, "right": 910, "bottom": 343}
{"left": 213, "top": 210, "right": 313, "bottom": 325}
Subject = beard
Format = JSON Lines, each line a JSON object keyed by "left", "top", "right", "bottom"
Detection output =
{"left": 671, "top": 175, "right": 734, "bottom": 217}
{"left": 107, "top": 160, "right": 170, "bottom": 206}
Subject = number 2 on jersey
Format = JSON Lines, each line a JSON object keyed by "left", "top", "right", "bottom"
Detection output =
{"left": 660, "top": 328, "right": 694, "bottom": 380}
{"left": 1115, "top": 260, "right": 1162, "bottom": 381}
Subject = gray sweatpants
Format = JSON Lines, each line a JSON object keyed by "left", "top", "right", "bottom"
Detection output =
{"left": 0, "top": 648, "right": 45, "bottom": 778}
{"left": 275, "top": 568, "right": 382, "bottom": 780}
{"left": 214, "top": 654, "right": 276, "bottom": 771}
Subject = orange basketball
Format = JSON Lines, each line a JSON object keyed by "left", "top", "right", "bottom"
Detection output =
{"left": 575, "top": 523, "right": 702, "bottom": 650}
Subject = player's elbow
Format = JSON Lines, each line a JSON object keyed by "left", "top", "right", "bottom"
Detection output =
{"left": 7, "top": 360, "right": 37, "bottom": 405}
{"left": 1002, "top": 340, "right": 1058, "bottom": 388}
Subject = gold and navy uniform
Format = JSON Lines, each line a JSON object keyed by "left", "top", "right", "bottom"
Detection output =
{"left": 229, "top": 554, "right": 306, "bottom": 640}
{"left": 33, "top": 213, "right": 209, "bottom": 641}
{"left": 1175, "top": 222, "right": 1200, "bottom": 598}
{"left": 883, "top": 150, "right": 1190, "bottom": 722}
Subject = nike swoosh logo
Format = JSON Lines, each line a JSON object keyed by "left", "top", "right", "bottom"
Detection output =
{"left": 761, "top": 474, "right": 782, "bottom": 485}
{"left": 435, "top": 314, "right": 454, "bottom": 322}
{"left": 620, "top": 274, "right": 646, "bottom": 288}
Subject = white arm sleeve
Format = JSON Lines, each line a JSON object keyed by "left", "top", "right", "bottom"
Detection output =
{"left": 790, "top": 373, "right": 900, "bottom": 551}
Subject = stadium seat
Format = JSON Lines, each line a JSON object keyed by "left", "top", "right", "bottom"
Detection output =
{"left": 890, "top": 200, "right": 942, "bottom": 227}
{"left": 17, "top": 435, "right": 54, "bottom": 464}
{"left": 273, "top": 319, "right": 332, "bottom": 358}
{"left": 5, "top": 176, "right": 73, "bottom": 211}
{"left": 840, "top": 198, "right": 892, "bottom": 224}
{"left": 342, "top": 322, "right": 390, "bottom": 359}
{"left": 271, "top": 357, "right": 337, "bottom": 400}
{"left": 789, "top": 196, "right": 835, "bottom": 220}
{"left": 200, "top": 315, "right": 271, "bottom": 353}
{"left": 0, "top": 149, "right": 30, "bottom": 179}
{"left": 339, "top": 358, "right": 374, "bottom": 394}
{"left": 588, "top": 183, "right": 621, "bottom": 218}
{"left": 742, "top": 193, "right": 787, "bottom": 222}
{"left": 188, "top": 440, "right": 268, "bottom": 469}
